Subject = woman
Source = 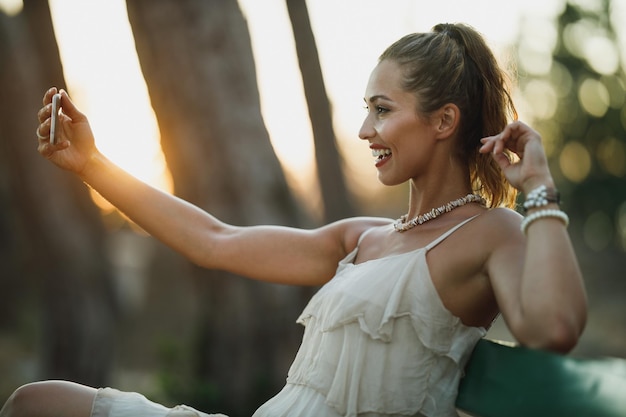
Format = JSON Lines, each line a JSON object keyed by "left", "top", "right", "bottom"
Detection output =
{"left": 2, "top": 23, "right": 586, "bottom": 417}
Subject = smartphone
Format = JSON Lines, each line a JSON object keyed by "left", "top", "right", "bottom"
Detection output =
{"left": 50, "top": 93, "right": 61, "bottom": 145}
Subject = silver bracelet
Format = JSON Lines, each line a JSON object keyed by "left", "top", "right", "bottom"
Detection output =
{"left": 523, "top": 185, "right": 560, "bottom": 211}
{"left": 520, "top": 209, "right": 569, "bottom": 235}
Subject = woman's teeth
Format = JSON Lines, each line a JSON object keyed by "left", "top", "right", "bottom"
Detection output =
{"left": 372, "top": 148, "right": 391, "bottom": 160}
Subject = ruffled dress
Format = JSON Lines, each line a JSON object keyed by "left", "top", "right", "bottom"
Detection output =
{"left": 91, "top": 217, "right": 486, "bottom": 417}
{"left": 252, "top": 217, "right": 486, "bottom": 417}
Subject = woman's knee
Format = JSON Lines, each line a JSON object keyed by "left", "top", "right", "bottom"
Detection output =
{"left": 1, "top": 382, "right": 36, "bottom": 417}
{"left": 1, "top": 381, "right": 97, "bottom": 417}
{"left": 2, "top": 382, "right": 37, "bottom": 417}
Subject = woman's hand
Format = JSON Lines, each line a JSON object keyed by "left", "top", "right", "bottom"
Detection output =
{"left": 36, "top": 87, "right": 98, "bottom": 175}
{"left": 479, "top": 121, "right": 554, "bottom": 193}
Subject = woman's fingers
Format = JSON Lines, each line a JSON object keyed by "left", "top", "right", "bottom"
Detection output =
{"left": 42, "top": 87, "right": 58, "bottom": 106}
{"left": 492, "top": 149, "right": 513, "bottom": 171}
{"left": 479, "top": 121, "right": 554, "bottom": 191}
{"left": 480, "top": 121, "right": 532, "bottom": 156}
{"left": 37, "top": 103, "right": 50, "bottom": 124}
{"left": 479, "top": 132, "right": 508, "bottom": 155}
{"left": 36, "top": 117, "right": 50, "bottom": 141}
{"left": 36, "top": 88, "right": 67, "bottom": 157}
{"left": 36, "top": 88, "right": 59, "bottom": 141}
{"left": 36, "top": 88, "right": 74, "bottom": 147}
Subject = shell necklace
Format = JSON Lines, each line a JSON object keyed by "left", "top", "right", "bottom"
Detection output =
{"left": 393, "top": 193, "right": 486, "bottom": 233}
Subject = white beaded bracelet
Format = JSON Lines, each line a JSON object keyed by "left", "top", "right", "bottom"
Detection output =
{"left": 523, "top": 184, "right": 560, "bottom": 211}
{"left": 520, "top": 209, "right": 570, "bottom": 235}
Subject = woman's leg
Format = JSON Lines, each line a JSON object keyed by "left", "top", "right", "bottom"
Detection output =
{"left": 0, "top": 380, "right": 97, "bottom": 417}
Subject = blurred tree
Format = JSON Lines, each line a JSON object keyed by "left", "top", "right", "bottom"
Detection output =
{"left": 286, "top": 0, "right": 356, "bottom": 222}
{"left": 515, "top": 0, "right": 626, "bottom": 252}
{"left": 0, "top": 1, "right": 116, "bottom": 388}
{"left": 126, "top": 0, "right": 313, "bottom": 414}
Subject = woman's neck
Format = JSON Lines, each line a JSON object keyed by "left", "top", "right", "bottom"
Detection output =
{"left": 405, "top": 163, "right": 473, "bottom": 219}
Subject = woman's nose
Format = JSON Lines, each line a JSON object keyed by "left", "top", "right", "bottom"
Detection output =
{"left": 358, "top": 117, "right": 375, "bottom": 140}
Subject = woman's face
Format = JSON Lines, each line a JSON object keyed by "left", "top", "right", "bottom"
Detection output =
{"left": 359, "top": 59, "right": 439, "bottom": 186}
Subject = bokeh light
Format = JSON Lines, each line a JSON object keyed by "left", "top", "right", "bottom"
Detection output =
{"left": 523, "top": 79, "right": 559, "bottom": 119}
{"left": 584, "top": 35, "right": 620, "bottom": 74}
{"left": 597, "top": 136, "right": 626, "bottom": 177}
{"left": 560, "top": 141, "right": 592, "bottom": 182}
{"left": 578, "top": 77, "right": 610, "bottom": 118}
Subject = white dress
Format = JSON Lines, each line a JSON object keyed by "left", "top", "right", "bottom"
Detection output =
{"left": 92, "top": 217, "right": 486, "bottom": 417}
{"left": 252, "top": 216, "right": 486, "bottom": 417}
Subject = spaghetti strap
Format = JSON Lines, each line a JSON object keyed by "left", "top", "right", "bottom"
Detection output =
{"left": 356, "top": 225, "right": 378, "bottom": 246}
{"left": 425, "top": 215, "right": 480, "bottom": 251}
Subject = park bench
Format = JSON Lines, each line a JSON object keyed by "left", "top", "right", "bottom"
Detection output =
{"left": 456, "top": 338, "right": 626, "bottom": 417}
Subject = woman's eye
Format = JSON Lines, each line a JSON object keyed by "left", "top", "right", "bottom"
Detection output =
{"left": 376, "top": 106, "right": 389, "bottom": 114}
{"left": 362, "top": 105, "right": 389, "bottom": 114}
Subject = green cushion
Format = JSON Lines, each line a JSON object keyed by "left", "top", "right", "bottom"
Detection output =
{"left": 456, "top": 339, "right": 626, "bottom": 417}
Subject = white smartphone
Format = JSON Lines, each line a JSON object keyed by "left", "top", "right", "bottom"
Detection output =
{"left": 50, "top": 93, "right": 61, "bottom": 144}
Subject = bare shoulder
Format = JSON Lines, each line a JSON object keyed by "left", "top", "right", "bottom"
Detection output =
{"left": 474, "top": 207, "right": 523, "bottom": 240}
{"left": 326, "top": 216, "right": 394, "bottom": 254}
{"left": 472, "top": 207, "right": 527, "bottom": 276}
{"left": 448, "top": 207, "right": 524, "bottom": 265}
{"left": 482, "top": 206, "right": 522, "bottom": 222}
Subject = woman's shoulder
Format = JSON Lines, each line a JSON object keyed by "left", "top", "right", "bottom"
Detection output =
{"left": 472, "top": 206, "right": 524, "bottom": 245}
{"left": 483, "top": 206, "right": 523, "bottom": 222}
{"left": 327, "top": 216, "right": 393, "bottom": 254}
{"left": 445, "top": 207, "right": 523, "bottom": 248}
{"left": 473, "top": 206, "right": 522, "bottom": 224}
{"left": 328, "top": 216, "right": 394, "bottom": 234}
{"left": 337, "top": 215, "right": 394, "bottom": 238}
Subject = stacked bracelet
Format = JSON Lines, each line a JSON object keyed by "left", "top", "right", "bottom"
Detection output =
{"left": 523, "top": 185, "right": 560, "bottom": 211}
{"left": 520, "top": 209, "right": 569, "bottom": 235}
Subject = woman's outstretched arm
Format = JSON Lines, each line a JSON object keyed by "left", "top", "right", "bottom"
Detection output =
{"left": 36, "top": 88, "right": 389, "bottom": 286}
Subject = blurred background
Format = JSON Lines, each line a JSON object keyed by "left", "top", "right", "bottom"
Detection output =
{"left": 0, "top": 0, "right": 624, "bottom": 415}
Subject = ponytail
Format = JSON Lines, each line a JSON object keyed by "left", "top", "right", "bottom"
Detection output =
{"left": 379, "top": 23, "right": 518, "bottom": 208}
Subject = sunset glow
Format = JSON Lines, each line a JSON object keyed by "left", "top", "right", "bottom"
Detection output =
{"left": 2, "top": 0, "right": 603, "bottom": 209}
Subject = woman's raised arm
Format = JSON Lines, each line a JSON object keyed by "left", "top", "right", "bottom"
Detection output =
{"left": 480, "top": 121, "right": 587, "bottom": 353}
{"left": 36, "top": 88, "right": 388, "bottom": 286}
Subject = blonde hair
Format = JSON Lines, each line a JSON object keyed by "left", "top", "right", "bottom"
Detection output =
{"left": 379, "top": 23, "right": 518, "bottom": 208}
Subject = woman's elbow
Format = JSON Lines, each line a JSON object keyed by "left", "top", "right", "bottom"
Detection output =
{"left": 514, "top": 306, "right": 587, "bottom": 354}
{"left": 537, "top": 316, "right": 586, "bottom": 353}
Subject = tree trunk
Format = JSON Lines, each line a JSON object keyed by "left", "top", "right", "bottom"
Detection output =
{"left": 0, "top": 1, "right": 116, "bottom": 387}
{"left": 286, "top": 0, "right": 356, "bottom": 222}
{"left": 126, "top": 0, "right": 311, "bottom": 414}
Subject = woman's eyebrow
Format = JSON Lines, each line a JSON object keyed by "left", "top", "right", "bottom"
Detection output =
{"left": 364, "top": 94, "right": 392, "bottom": 103}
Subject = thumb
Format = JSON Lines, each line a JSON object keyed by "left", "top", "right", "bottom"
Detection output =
{"left": 492, "top": 151, "right": 511, "bottom": 172}
{"left": 59, "top": 89, "right": 87, "bottom": 122}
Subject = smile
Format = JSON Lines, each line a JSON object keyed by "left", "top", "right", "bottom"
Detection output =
{"left": 372, "top": 148, "right": 392, "bottom": 162}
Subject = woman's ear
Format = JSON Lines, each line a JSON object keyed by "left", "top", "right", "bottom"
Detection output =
{"left": 434, "top": 103, "right": 460, "bottom": 140}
